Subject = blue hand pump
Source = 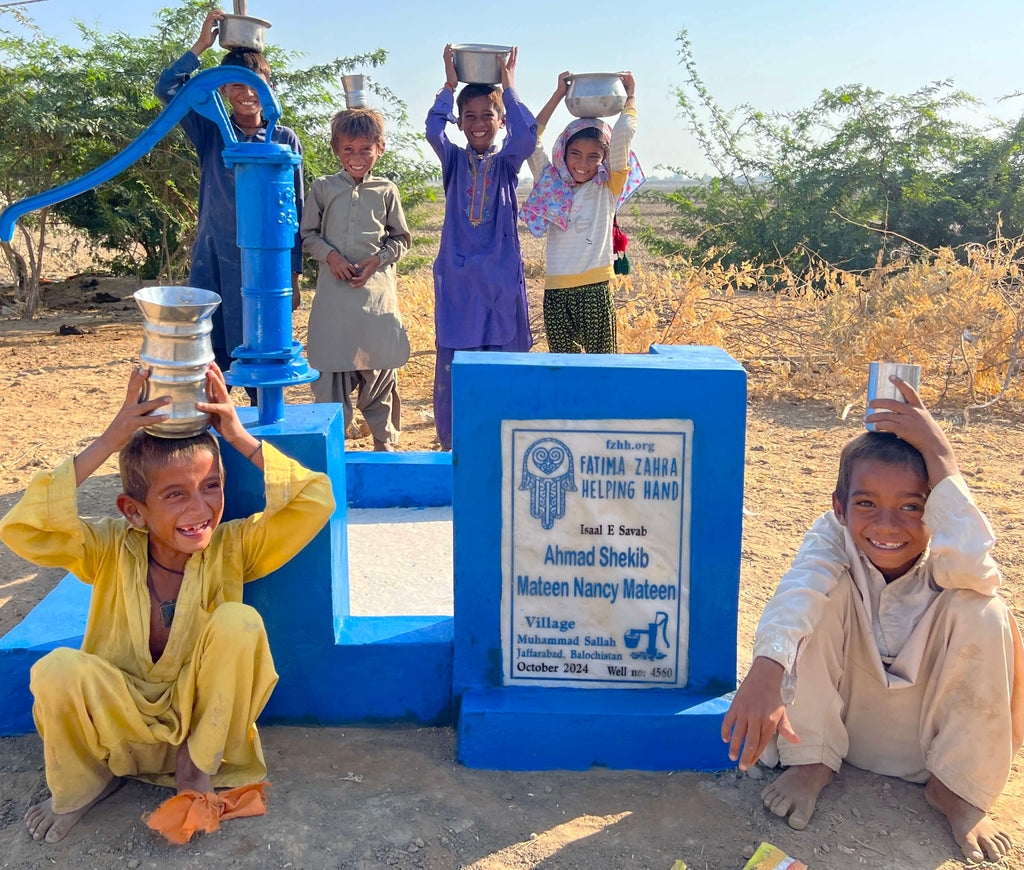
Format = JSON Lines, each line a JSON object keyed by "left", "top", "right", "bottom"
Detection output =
{"left": 0, "top": 67, "right": 317, "bottom": 425}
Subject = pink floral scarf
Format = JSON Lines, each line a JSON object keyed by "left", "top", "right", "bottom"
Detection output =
{"left": 520, "top": 118, "right": 645, "bottom": 238}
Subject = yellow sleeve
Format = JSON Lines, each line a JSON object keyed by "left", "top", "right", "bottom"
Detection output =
{"left": 0, "top": 457, "right": 113, "bottom": 584}
{"left": 235, "top": 442, "right": 336, "bottom": 582}
{"left": 607, "top": 168, "right": 630, "bottom": 199}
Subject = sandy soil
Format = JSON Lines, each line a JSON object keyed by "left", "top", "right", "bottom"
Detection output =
{"left": 2, "top": 266, "right": 1024, "bottom": 868}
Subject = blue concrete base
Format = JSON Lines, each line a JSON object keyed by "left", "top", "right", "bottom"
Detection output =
{"left": 227, "top": 406, "right": 453, "bottom": 727}
{"left": 0, "top": 579, "right": 456, "bottom": 735}
{"left": 345, "top": 451, "right": 451, "bottom": 508}
{"left": 0, "top": 404, "right": 455, "bottom": 735}
{"left": 0, "top": 575, "right": 89, "bottom": 734}
{"left": 457, "top": 688, "right": 734, "bottom": 771}
{"left": 451, "top": 347, "right": 747, "bottom": 771}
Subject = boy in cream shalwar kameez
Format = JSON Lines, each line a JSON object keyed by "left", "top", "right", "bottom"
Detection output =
{"left": 0, "top": 365, "right": 334, "bottom": 843}
{"left": 301, "top": 108, "right": 411, "bottom": 451}
{"left": 722, "top": 376, "right": 1022, "bottom": 865}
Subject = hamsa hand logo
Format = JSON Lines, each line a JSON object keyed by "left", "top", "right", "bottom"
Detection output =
{"left": 520, "top": 438, "right": 576, "bottom": 529}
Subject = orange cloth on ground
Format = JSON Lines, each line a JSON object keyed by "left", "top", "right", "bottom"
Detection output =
{"left": 144, "top": 781, "right": 270, "bottom": 844}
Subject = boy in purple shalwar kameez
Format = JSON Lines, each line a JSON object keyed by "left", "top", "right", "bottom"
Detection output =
{"left": 425, "top": 45, "right": 537, "bottom": 449}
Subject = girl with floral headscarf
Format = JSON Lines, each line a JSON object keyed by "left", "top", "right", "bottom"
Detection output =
{"left": 520, "top": 71, "right": 644, "bottom": 354}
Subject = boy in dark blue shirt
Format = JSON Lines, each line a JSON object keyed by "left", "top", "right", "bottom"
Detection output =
{"left": 156, "top": 9, "right": 303, "bottom": 402}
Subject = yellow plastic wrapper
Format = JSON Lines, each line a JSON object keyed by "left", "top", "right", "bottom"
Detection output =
{"left": 742, "top": 842, "right": 808, "bottom": 870}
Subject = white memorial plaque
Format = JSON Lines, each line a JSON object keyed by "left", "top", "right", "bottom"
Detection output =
{"left": 501, "top": 419, "right": 693, "bottom": 688}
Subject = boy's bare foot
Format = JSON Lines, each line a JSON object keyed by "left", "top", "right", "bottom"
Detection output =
{"left": 761, "top": 762, "right": 834, "bottom": 830}
{"left": 925, "top": 775, "right": 1013, "bottom": 863}
{"left": 175, "top": 740, "right": 213, "bottom": 794}
{"left": 24, "top": 777, "right": 123, "bottom": 843}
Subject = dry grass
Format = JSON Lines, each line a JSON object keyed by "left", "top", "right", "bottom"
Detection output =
{"left": 609, "top": 235, "right": 1024, "bottom": 421}
{"left": 391, "top": 197, "right": 1024, "bottom": 422}
{"left": 394, "top": 272, "right": 437, "bottom": 409}
{"left": 7, "top": 197, "right": 1024, "bottom": 424}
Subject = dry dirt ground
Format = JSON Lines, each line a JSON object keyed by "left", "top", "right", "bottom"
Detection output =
{"left": 2, "top": 254, "right": 1024, "bottom": 868}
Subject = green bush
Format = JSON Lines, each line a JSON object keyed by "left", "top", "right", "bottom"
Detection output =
{"left": 650, "top": 29, "right": 1024, "bottom": 272}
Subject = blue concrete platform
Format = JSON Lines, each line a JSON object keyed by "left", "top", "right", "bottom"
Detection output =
{"left": 1, "top": 347, "right": 749, "bottom": 774}
{"left": 0, "top": 404, "right": 454, "bottom": 735}
{"left": 346, "top": 451, "right": 451, "bottom": 508}
{"left": 458, "top": 688, "right": 733, "bottom": 770}
{"left": 0, "top": 575, "right": 91, "bottom": 734}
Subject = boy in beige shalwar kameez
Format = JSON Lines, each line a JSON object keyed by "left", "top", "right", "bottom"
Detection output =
{"left": 722, "top": 376, "right": 1023, "bottom": 864}
{"left": 301, "top": 108, "right": 411, "bottom": 451}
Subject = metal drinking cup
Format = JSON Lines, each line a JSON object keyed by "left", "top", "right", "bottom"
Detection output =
{"left": 866, "top": 362, "right": 922, "bottom": 432}
{"left": 342, "top": 74, "right": 368, "bottom": 109}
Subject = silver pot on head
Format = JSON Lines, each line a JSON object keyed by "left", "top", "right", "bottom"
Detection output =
{"left": 133, "top": 286, "right": 221, "bottom": 439}
{"left": 564, "top": 73, "right": 627, "bottom": 118}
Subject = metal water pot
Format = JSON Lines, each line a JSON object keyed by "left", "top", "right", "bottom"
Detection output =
{"left": 564, "top": 73, "right": 627, "bottom": 118}
{"left": 133, "top": 286, "right": 221, "bottom": 438}
{"left": 217, "top": 14, "right": 272, "bottom": 52}
{"left": 218, "top": 2, "right": 271, "bottom": 52}
{"left": 451, "top": 44, "right": 511, "bottom": 84}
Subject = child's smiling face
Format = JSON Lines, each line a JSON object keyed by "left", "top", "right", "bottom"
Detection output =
{"left": 565, "top": 139, "right": 606, "bottom": 184}
{"left": 458, "top": 95, "right": 504, "bottom": 153}
{"left": 119, "top": 451, "right": 225, "bottom": 567}
{"left": 334, "top": 134, "right": 384, "bottom": 182}
{"left": 220, "top": 73, "right": 270, "bottom": 127}
{"left": 832, "top": 457, "right": 930, "bottom": 582}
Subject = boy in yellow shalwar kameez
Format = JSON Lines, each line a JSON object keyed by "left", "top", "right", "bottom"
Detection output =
{"left": 0, "top": 364, "right": 335, "bottom": 843}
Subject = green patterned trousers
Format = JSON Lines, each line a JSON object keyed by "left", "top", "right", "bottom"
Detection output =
{"left": 542, "top": 282, "right": 618, "bottom": 354}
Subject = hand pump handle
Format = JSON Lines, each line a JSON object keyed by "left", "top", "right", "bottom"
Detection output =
{"left": 0, "top": 67, "right": 280, "bottom": 242}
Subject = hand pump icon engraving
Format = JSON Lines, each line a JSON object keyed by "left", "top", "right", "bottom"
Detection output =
{"left": 624, "top": 611, "right": 669, "bottom": 661}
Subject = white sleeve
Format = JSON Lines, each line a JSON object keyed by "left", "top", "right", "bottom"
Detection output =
{"left": 924, "top": 474, "right": 1001, "bottom": 595}
{"left": 526, "top": 126, "right": 552, "bottom": 183}
{"left": 752, "top": 511, "right": 851, "bottom": 673}
{"left": 609, "top": 109, "right": 636, "bottom": 173}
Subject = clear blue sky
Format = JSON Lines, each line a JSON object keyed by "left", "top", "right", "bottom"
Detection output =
{"left": 8, "top": 0, "right": 1024, "bottom": 175}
